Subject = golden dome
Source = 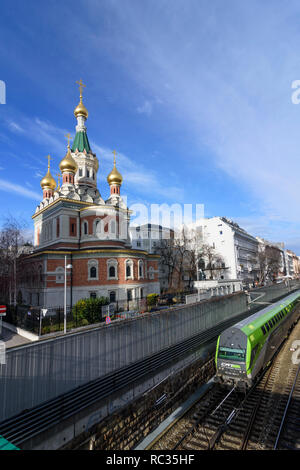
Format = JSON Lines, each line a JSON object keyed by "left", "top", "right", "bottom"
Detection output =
{"left": 107, "top": 151, "right": 123, "bottom": 186}
{"left": 40, "top": 168, "right": 56, "bottom": 190}
{"left": 74, "top": 79, "right": 88, "bottom": 119}
{"left": 74, "top": 100, "right": 88, "bottom": 119}
{"left": 59, "top": 145, "right": 78, "bottom": 173}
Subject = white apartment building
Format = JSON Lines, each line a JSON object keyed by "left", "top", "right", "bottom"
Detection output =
{"left": 256, "top": 237, "right": 287, "bottom": 280}
{"left": 130, "top": 224, "right": 174, "bottom": 291}
{"left": 184, "top": 217, "right": 259, "bottom": 284}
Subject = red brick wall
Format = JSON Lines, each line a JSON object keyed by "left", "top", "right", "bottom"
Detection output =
{"left": 81, "top": 214, "right": 120, "bottom": 236}
{"left": 44, "top": 255, "right": 158, "bottom": 287}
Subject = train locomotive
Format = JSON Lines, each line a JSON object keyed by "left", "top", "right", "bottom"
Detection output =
{"left": 215, "top": 290, "right": 300, "bottom": 389}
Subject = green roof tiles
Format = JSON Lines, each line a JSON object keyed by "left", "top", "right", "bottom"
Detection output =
{"left": 71, "top": 131, "right": 91, "bottom": 153}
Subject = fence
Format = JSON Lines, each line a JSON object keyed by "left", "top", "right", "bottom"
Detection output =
{"left": 3, "top": 282, "right": 299, "bottom": 337}
{"left": 249, "top": 280, "right": 300, "bottom": 304}
{"left": 3, "top": 290, "right": 197, "bottom": 336}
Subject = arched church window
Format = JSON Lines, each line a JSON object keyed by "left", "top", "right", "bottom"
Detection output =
{"left": 109, "top": 266, "right": 115, "bottom": 278}
{"left": 94, "top": 219, "right": 103, "bottom": 236}
{"left": 90, "top": 266, "right": 97, "bottom": 278}
{"left": 138, "top": 260, "right": 144, "bottom": 278}
{"left": 107, "top": 259, "right": 118, "bottom": 279}
{"left": 125, "top": 260, "right": 133, "bottom": 279}
{"left": 83, "top": 221, "right": 88, "bottom": 235}
{"left": 110, "top": 220, "right": 116, "bottom": 234}
{"left": 87, "top": 169, "right": 90, "bottom": 178}
{"left": 149, "top": 266, "right": 155, "bottom": 280}
{"left": 88, "top": 259, "right": 98, "bottom": 280}
{"left": 79, "top": 168, "right": 82, "bottom": 177}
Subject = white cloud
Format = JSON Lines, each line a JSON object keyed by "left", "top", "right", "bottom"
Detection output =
{"left": 83, "top": 2, "right": 300, "bottom": 226}
{"left": 0, "top": 179, "right": 41, "bottom": 201}
{"left": 91, "top": 142, "right": 184, "bottom": 201}
{"left": 3, "top": 114, "right": 185, "bottom": 203}
{"left": 8, "top": 121, "right": 24, "bottom": 133}
{"left": 136, "top": 100, "right": 152, "bottom": 116}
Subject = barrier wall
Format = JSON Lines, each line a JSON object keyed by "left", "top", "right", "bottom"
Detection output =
{"left": 2, "top": 281, "right": 299, "bottom": 424}
{"left": 0, "top": 292, "right": 247, "bottom": 423}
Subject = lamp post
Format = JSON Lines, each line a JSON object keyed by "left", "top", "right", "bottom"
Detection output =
{"left": 64, "top": 255, "right": 73, "bottom": 334}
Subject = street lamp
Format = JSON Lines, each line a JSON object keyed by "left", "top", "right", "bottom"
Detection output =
{"left": 64, "top": 255, "right": 72, "bottom": 334}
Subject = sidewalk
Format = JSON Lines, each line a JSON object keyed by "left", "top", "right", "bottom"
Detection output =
{"left": 0, "top": 326, "right": 31, "bottom": 348}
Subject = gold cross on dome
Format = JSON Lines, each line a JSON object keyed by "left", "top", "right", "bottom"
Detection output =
{"left": 46, "top": 154, "right": 53, "bottom": 169}
{"left": 65, "top": 133, "right": 72, "bottom": 148}
{"left": 56, "top": 172, "right": 61, "bottom": 188}
{"left": 76, "top": 79, "right": 86, "bottom": 99}
{"left": 113, "top": 149, "right": 117, "bottom": 165}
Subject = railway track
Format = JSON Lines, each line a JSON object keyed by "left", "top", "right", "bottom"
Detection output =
{"left": 274, "top": 363, "right": 300, "bottom": 450}
{"left": 150, "top": 318, "right": 300, "bottom": 451}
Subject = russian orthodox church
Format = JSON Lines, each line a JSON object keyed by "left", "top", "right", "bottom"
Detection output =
{"left": 20, "top": 81, "right": 160, "bottom": 308}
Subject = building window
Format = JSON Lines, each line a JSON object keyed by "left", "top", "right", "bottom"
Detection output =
{"left": 138, "top": 260, "right": 144, "bottom": 279}
{"left": 83, "top": 221, "right": 88, "bottom": 235}
{"left": 125, "top": 259, "right": 133, "bottom": 279}
{"left": 109, "top": 291, "right": 116, "bottom": 302}
{"left": 107, "top": 259, "right": 118, "bottom": 280}
{"left": 127, "top": 289, "right": 133, "bottom": 301}
{"left": 94, "top": 218, "right": 105, "bottom": 237}
{"left": 90, "top": 292, "right": 97, "bottom": 299}
{"left": 90, "top": 267, "right": 97, "bottom": 278}
{"left": 137, "top": 241, "right": 141, "bottom": 247}
{"left": 121, "top": 221, "right": 128, "bottom": 239}
{"left": 55, "top": 267, "right": 64, "bottom": 284}
{"left": 79, "top": 168, "right": 82, "bottom": 177}
{"left": 149, "top": 266, "right": 155, "bottom": 280}
{"left": 88, "top": 259, "right": 98, "bottom": 280}
{"left": 87, "top": 169, "right": 90, "bottom": 178}
{"left": 109, "top": 266, "right": 115, "bottom": 278}
{"left": 110, "top": 220, "right": 116, "bottom": 234}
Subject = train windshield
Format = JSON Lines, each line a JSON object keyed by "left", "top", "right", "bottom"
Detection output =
{"left": 218, "top": 347, "right": 246, "bottom": 362}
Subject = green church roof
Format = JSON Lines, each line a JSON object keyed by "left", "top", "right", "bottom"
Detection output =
{"left": 71, "top": 131, "right": 91, "bottom": 153}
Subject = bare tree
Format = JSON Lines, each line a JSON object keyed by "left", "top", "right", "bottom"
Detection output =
{"left": 157, "top": 227, "right": 226, "bottom": 290}
{"left": 201, "top": 244, "right": 226, "bottom": 280}
{"left": 0, "top": 216, "right": 31, "bottom": 304}
{"left": 156, "top": 227, "right": 192, "bottom": 291}
{"left": 258, "top": 244, "right": 282, "bottom": 284}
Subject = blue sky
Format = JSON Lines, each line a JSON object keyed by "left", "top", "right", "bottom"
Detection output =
{"left": 1, "top": 0, "right": 300, "bottom": 253}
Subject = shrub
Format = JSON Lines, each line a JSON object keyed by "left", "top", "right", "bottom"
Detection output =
{"left": 73, "top": 297, "right": 109, "bottom": 325}
{"left": 147, "top": 293, "right": 159, "bottom": 307}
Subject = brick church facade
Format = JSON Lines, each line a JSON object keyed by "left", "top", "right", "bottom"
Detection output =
{"left": 19, "top": 81, "right": 160, "bottom": 308}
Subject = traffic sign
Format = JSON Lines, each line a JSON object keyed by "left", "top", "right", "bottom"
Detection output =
{"left": 0, "top": 306, "right": 6, "bottom": 316}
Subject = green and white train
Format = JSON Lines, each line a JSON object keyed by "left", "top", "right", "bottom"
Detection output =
{"left": 215, "top": 290, "right": 300, "bottom": 389}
